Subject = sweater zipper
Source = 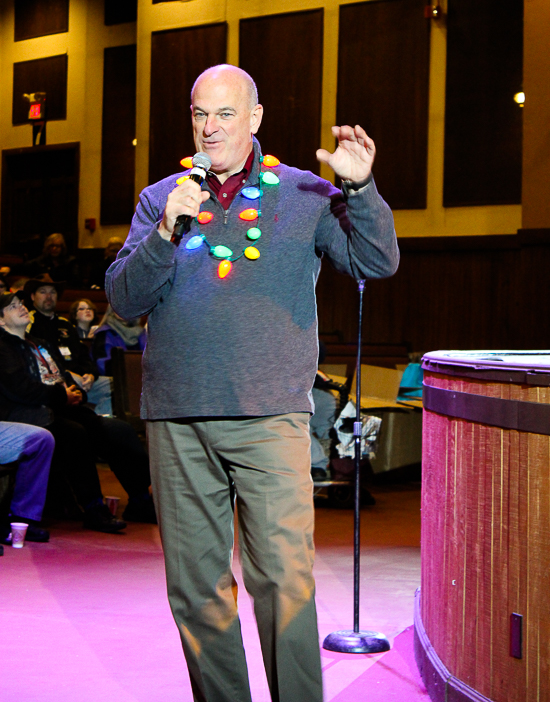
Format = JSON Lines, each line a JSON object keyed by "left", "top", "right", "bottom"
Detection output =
{"left": 223, "top": 210, "right": 228, "bottom": 225}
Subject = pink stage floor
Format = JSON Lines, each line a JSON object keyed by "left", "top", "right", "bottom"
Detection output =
{"left": 0, "top": 477, "right": 428, "bottom": 701}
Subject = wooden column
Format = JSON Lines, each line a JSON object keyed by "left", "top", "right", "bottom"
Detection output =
{"left": 522, "top": 0, "right": 550, "bottom": 229}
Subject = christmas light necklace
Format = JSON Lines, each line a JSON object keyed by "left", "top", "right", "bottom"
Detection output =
{"left": 177, "top": 154, "right": 280, "bottom": 278}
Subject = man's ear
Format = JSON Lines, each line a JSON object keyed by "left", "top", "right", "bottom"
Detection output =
{"left": 30, "top": 292, "right": 36, "bottom": 303}
{"left": 250, "top": 104, "right": 263, "bottom": 135}
{"left": 0, "top": 316, "right": 5, "bottom": 329}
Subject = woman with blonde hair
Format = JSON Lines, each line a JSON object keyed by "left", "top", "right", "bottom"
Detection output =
{"left": 25, "top": 233, "right": 80, "bottom": 286}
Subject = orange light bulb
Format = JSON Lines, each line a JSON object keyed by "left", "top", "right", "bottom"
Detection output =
{"left": 239, "top": 209, "right": 258, "bottom": 221}
{"left": 262, "top": 155, "right": 280, "bottom": 168}
{"left": 197, "top": 211, "right": 214, "bottom": 224}
{"left": 180, "top": 156, "right": 193, "bottom": 168}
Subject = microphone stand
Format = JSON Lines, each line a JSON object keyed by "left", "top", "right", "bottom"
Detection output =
{"left": 323, "top": 279, "right": 390, "bottom": 654}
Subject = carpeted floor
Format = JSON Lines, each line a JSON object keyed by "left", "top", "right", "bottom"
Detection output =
{"left": 0, "top": 470, "right": 428, "bottom": 701}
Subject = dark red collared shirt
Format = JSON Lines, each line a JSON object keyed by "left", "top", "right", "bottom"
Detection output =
{"left": 206, "top": 149, "right": 255, "bottom": 210}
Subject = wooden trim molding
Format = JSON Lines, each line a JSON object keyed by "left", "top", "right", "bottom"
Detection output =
{"left": 414, "top": 589, "right": 495, "bottom": 702}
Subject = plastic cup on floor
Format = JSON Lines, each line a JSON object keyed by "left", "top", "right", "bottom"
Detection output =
{"left": 105, "top": 496, "right": 120, "bottom": 516}
{"left": 10, "top": 522, "right": 28, "bottom": 548}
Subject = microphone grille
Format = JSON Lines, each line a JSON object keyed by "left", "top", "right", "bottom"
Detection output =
{"left": 193, "top": 152, "right": 212, "bottom": 171}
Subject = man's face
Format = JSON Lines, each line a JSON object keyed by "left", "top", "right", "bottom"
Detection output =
{"left": 191, "top": 72, "right": 263, "bottom": 179}
{"left": 0, "top": 297, "right": 30, "bottom": 333}
{"left": 32, "top": 285, "right": 58, "bottom": 316}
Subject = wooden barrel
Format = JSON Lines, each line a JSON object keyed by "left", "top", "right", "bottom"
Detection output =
{"left": 414, "top": 351, "right": 550, "bottom": 702}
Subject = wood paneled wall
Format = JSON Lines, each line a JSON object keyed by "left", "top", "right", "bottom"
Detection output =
{"left": 14, "top": 0, "right": 68, "bottom": 42}
{"left": 337, "top": 0, "right": 430, "bottom": 210}
{"left": 317, "top": 230, "right": 550, "bottom": 353}
{"left": 444, "top": 0, "right": 523, "bottom": 207}
{"left": 101, "top": 45, "right": 137, "bottom": 225}
{"left": 239, "top": 10, "right": 324, "bottom": 175}
{"left": 421, "top": 373, "right": 550, "bottom": 701}
{"left": 12, "top": 55, "right": 68, "bottom": 125}
{"left": 104, "top": 0, "right": 137, "bottom": 26}
{"left": 149, "top": 24, "right": 227, "bottom": 185}
{"left": 1, "top": 144, "right": 80, "bottom": 255}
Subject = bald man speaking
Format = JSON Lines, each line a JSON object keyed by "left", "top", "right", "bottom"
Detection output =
{"left": 107, "top": 65, "right": 399, "bottom": 702}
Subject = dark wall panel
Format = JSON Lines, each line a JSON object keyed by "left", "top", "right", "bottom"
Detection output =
{"left": 316, "top": 232, "right": 550, "bottom": 354}
{"left": 239, "top": 10, "right": 324, "bottom": 175}
{"left": 14, "top": 0, "right": 69, "bottom": 41}
{"left": 101, "top": 45, "right": 137, "bottom": 226}
{"left": 337, "top": 0, "right": 430, "bottom": 210}
{"left": 444, "top": 0, "right": 523, "bottom": 207}
{"left": 1, "top": 144, "right": 80, "bottom": 257}
{"left": 104, "top": 0, "right": 137, "bottom": 26}
{"left": 149, "top": 23, "right": 227, "bottom": 185}
{"left": 12, "top": 54, "right": 68, "bottom": 124}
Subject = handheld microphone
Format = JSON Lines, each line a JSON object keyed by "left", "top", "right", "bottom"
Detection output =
{"left": 171, "top": 152, "right": 212, "bottom": 246}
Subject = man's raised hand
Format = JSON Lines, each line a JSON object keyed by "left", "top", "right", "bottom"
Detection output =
{"left": 316, "top": 125, "right": 376, "bottom": 184}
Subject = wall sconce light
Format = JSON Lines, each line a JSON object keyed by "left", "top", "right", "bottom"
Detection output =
{"left": 424, "top": 3, "right": 444, "bottom": 19}
{"left": 513, "top": 92, "right": 525, "bottom": 107}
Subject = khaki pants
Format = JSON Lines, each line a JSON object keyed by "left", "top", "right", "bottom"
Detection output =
{"left": 147, "top": 414, "right": 324, "bottom": 702}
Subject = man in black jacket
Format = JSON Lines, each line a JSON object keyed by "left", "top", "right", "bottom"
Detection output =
{"left": 25, "top": 276, "right": 97, "bottom": 389}
{"left": 24, "top": 276, "right": 113, "bottom": 416}
{"left": 0, "top": 292, "right": 154, "bottom": 532}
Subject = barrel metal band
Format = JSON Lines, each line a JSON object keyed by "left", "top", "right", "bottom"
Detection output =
{"left": 423, "top": 384, "right": 550, "bottom": 435}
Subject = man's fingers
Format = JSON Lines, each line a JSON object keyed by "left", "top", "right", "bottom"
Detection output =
{"left": 316, "top": 148, "right": 332, "bottom": 164}
{"left": 159, "top": 184, "right": 211, "bottom": 240}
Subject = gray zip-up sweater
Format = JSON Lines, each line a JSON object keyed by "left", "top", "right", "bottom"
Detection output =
{"left": 106, "top": 139, "right": 399, "bottom": 420}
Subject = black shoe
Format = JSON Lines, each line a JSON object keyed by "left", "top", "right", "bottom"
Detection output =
{"left": 83, "top": 503, "right": 126, "bottom": 534}
{"left": 122, "top": 496, "right": 157, "bottom": 524}
{"left": 362, "top": 489, "right": 376, "bottom": 506}
{"left": 0, "top": 524, "right": 11, "bottom": 546}
{"left": 311, "top": 467, "right": 329, "bottom": 481}
{"left": 25, "top": 524, "right": 50, "bottom": 542}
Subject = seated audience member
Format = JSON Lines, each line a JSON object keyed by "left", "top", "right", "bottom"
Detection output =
{"left": 26, "top": 276, "right": 111, "bottom": 415}
{"left": 310, "top": 371, "right": 338, "bottom": 480}
{"left": 310, "top": 341, "right": 338, "bottom": 480}
{"left": 69, "top": 298, "right": 100, "bottom": 339}
{"left": 93, "top": 305, "right": 147, "bottom": 376}
{"left": 89, "top": 238, "right": 124, "bottom": 290}
{"left": 0, "top": 421, "right": 53, "bottom": 544}
{"left": 25, "top": 233, "right": 80, "bottom": 288}
{"left": 0, "top": 292, "right": 156, "bottom": 531}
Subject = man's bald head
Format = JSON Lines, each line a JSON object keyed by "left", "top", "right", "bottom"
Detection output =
{"left": 190, "top": 64, "right": 263, "bottom": 183}
{"left": 191, "top": 65, "right": 258, "bottom": 110}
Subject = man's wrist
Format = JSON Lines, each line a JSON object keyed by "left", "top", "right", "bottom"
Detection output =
{"left": 342, "top": 173, "right": 373, "bottom": 192}
{"left": 157, "top": 222, "right": 174, "bottom": 242}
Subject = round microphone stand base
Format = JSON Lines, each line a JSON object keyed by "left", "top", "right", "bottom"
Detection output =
{"left": 323, "top": 630, "right": 390, "bottom": 654}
